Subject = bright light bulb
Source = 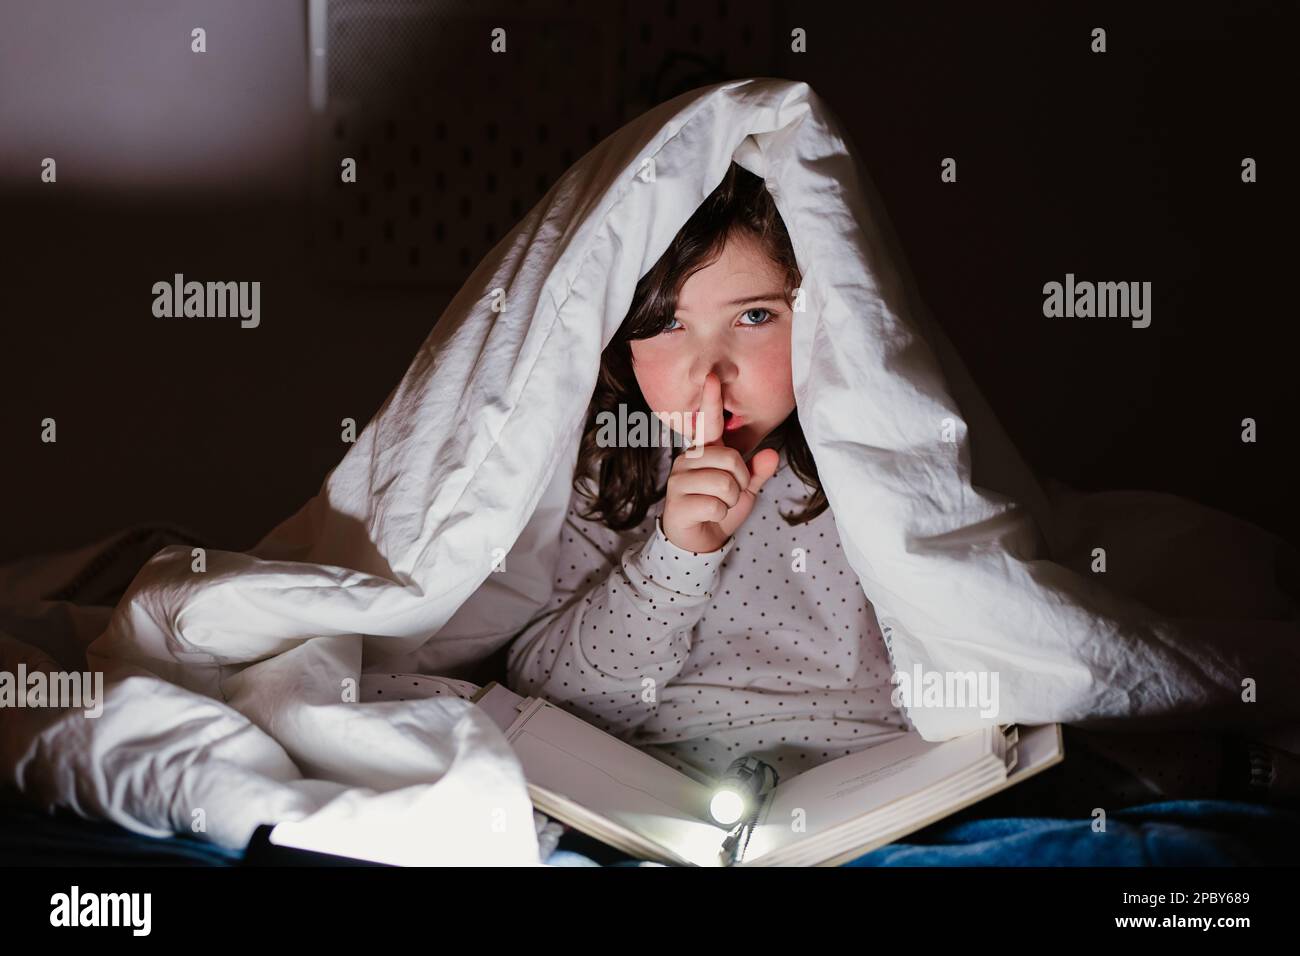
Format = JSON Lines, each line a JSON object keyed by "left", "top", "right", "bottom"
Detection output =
{"left": 709, "top": 788, "right": 747, "bottom": 826}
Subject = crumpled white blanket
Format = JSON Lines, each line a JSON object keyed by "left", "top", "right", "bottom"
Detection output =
{"left": 2, "top": 78, "right": 1297, "bottom": 864}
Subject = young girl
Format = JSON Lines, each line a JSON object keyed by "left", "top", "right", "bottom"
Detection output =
{"left": 507, "top": 162, "right": 913, "bottom": 785}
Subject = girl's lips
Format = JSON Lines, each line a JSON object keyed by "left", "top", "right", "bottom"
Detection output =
{"left": 723, "top": 412, "right": 745, "bottom": 431}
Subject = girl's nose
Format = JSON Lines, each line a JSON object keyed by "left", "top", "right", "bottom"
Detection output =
{"left": 691, "top": 361, "right": 738, "bottom": 391}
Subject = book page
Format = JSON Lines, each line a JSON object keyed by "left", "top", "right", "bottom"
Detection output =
{"left": 758, "top": 724, "right": 1063, "bottom": 867}
{"left": 743, "top": 728, "right": 995, "bottom": 860}
{"left": 473, "top": 681, "right": 531, "bottom": 734}
{"left": 509, "top": 703, "right": 729, "bottom": 865}
{"left": 753, "top": 759, "right": 1006, "bottom": 866}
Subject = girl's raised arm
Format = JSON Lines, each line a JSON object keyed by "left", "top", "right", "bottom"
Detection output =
{"left": 506, "top": 513, "right": 736, "bottom": 738}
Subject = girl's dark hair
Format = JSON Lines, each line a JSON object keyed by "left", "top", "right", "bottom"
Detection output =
{"left": 572, "top": 161, "right": 828, "bottom": 531}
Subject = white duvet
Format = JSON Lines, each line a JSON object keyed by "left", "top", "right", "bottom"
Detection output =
{"left": 2, "top": 78, "right": 1297, "bottom": 865}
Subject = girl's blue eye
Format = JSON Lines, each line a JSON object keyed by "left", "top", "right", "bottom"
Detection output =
{"left": 659, "top": 308, "right": 776, "bottom": 335}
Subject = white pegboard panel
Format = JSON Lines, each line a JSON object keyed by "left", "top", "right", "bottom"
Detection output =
{"left": 306, "top": 0, "right": 780, "bottom": 287}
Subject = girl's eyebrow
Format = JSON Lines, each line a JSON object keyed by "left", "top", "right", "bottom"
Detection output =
{"left": 678, "top": 292, "right": 786, "bottom": 312}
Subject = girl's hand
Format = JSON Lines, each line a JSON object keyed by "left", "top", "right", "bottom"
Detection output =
{"left": 660, "top": 372, "right": 780, "bottom": 554}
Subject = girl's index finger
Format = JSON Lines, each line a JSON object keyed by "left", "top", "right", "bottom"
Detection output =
{"left": 694, "top": 372, "right": 726, "bottom": 448}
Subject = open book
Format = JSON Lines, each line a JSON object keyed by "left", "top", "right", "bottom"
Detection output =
{"left": 472, "top": 681, "right": 1064, "bottom": 867}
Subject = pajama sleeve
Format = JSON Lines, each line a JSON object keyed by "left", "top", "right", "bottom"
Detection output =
{"left": 507, "top": 514, "right": 736, "bottom": 738}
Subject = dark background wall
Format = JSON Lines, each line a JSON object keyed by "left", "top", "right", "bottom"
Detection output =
{"left": 1, "top": 0, "right": 1295, "bottom": 566}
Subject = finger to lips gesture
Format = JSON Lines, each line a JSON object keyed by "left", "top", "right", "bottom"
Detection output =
{"left": 661, "top": 372, "right": 780, "bottom": 553}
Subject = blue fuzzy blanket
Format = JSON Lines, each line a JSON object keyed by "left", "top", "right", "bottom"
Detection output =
{"left": 842, "top": 800, "right": 1300, "bottom": 866}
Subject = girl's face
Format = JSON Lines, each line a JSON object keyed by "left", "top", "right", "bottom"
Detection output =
{"left": 630, "top": 232, "right": 797, "bottom": 460}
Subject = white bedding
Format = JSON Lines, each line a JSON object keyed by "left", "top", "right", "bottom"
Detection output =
{"left": 2, "top": 78, "right": 1296, "bottom": 864}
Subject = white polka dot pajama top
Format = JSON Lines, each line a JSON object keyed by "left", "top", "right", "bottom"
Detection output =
{"left": 506, "top": 441, "right": 914, "bottom": 785}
